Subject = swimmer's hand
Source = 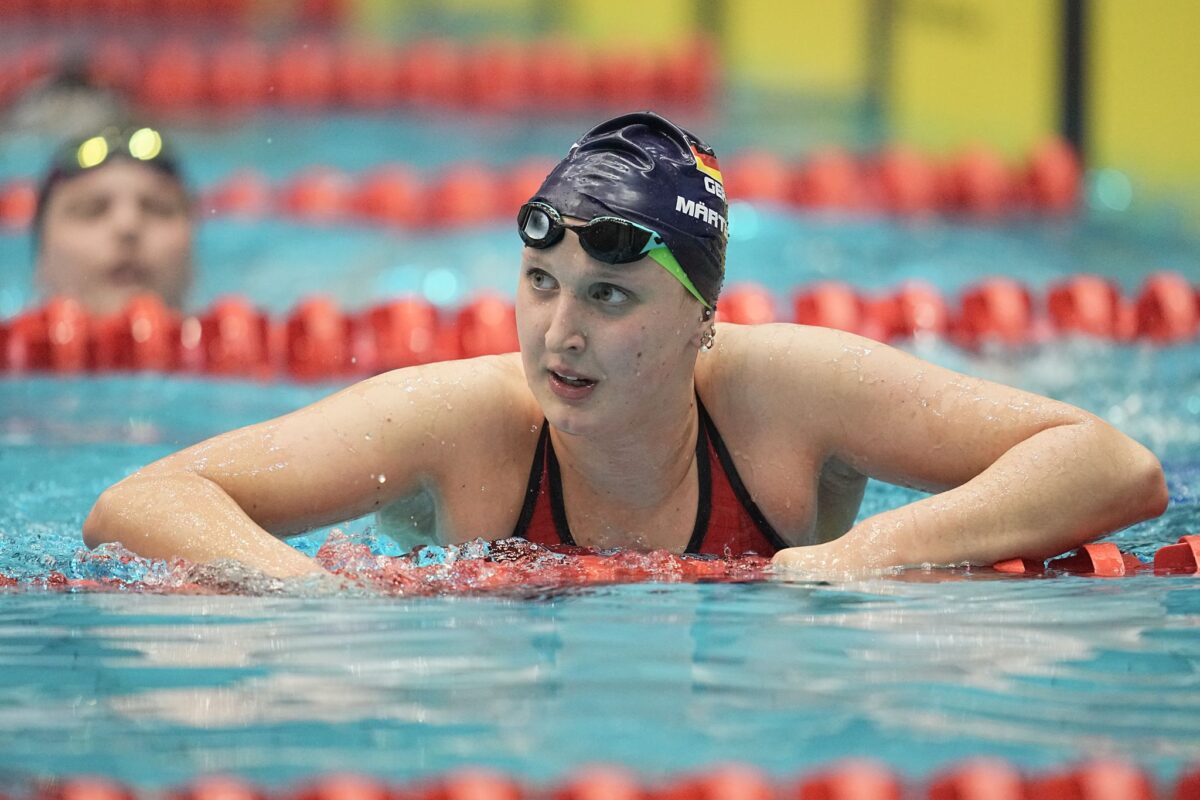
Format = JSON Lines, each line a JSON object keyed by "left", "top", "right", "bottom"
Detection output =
{"left": 771, "top": 539, "right": 887, "bottom": 580}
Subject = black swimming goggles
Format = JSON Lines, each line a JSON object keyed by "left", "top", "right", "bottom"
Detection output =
{"left": 517, "top": 201, "right": 666, "bottom": 264}
{"left": 517, "top": 201, "right": 712, "bottom": 308}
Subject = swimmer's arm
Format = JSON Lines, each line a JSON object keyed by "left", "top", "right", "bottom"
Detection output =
{"left": 83, "top": 358, "right": 521, "bottom": 577}
{"left": 756, "top": 327, "right": 1168, "bottom": 573}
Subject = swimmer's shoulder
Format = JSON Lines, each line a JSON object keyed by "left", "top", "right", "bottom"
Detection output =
{"left": 698, "top": 323, "right": 875, "bottom": 442}
{"left": 360, "top": 352, "right": 541, "bottom": 444}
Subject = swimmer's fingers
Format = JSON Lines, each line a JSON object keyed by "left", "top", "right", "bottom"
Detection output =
{"left": 770, "top": 541, "right": 876, "bottom": 580}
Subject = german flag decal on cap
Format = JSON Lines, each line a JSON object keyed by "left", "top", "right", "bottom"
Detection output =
{"left": 690, "top": 143, "right": 723, "bottom": 185}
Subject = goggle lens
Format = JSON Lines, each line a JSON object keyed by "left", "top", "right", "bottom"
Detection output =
{"left": 520, "top": 205, "right": 554, "bottom": 241}
{"left": 517, "top": 203, "right": 657, "bottom": 264}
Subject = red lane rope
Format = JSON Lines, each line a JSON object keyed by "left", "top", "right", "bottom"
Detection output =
{"left": 1, "top": 274, "right": 1197, "bottom": 380}
{"left": 0, "top": 140, "right": 1080, "bottom": 232}
{"left": 18, "top": 760, "right": 1200, "bottom": 800}
{"left": 0, "top": 35, "right": 716, "bottom": 115}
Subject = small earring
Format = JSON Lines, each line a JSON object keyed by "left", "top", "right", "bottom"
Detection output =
{"left": 700, "top": 325, "right": 716, "bottom": 350}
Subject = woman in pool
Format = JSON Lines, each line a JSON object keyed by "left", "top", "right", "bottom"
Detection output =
{"left": 83, "top": 112, "right": 1167, "bottom": 578}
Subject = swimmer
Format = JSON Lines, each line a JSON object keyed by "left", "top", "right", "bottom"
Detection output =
{"left": 82, "top": 112, "right": 1167, "bottom": 579}
{"left": 33, "top": 125, "right": 193, "bottom": 316}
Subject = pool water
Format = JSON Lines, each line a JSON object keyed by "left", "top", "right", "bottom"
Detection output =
{"left": 1, "top": 335, "right": 1197, "bottom": 787}
{"left": 2, "top": 113, "right": 1200, "bottom": 789}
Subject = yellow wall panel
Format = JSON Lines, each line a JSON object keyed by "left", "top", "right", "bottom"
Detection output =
{"left": 563, "top": 0, "right": 697, "bottom": 49}
{"left": 725, "top": 0, "right": 869, "bottom": 93}
{"left": 1091, "top": 0, "right": 1200, "bottom": 194}
{"left": 889, "top": 0, "right": 1058, "bottom": 156}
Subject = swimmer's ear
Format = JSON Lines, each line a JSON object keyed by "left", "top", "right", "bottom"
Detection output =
{"left": 691, "top": 305, "right": 716, "bottom": 350}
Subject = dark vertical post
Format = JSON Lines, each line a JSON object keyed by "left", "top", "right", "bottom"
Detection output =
{"left": 696, "top": 0, "right": 724, "bottom": 48}
{"left": 1062, "top": 0, "right": 1087, "bottom": 160}
{"left": 864, "top": 0, "right": 895, "bottom": 145}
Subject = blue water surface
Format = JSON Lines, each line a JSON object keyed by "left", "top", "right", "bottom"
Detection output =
{"left": 1, "top": 334, "right": 1198, "bottom": 788}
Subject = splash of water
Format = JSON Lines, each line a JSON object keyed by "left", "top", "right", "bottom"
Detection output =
{"left": 0, "top": 530, "right": 771, "bottom": 597}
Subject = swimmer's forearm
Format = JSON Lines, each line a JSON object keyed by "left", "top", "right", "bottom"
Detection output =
{"left": 779, "top": 421, "right": 1167, "bottom": 573}
{"left": 83, "top": 474, "right": 325, "bottom": 579}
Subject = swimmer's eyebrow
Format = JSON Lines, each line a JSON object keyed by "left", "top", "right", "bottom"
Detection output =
{"left": 523, "top": 254, "right": 652, "bottom": 279}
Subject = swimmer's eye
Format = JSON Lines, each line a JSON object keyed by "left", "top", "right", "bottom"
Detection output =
{"left": 142, "top": 194, "right": 188, "bottom": 218}
{"left": 65, "top": 196, "right": 110, "bottom": 220}
{"left": 590, "top": 283, "right": 631, "bottom": 307}
{"left": 526, "top": 268, "right": 558, "bottom": 292}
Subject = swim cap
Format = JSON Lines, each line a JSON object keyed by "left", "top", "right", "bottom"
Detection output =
{"left": 530, "top": 111, "right": 728, "bottom": 308}
{"left": 33, "top": 125, "right": 184, "bottom": 249}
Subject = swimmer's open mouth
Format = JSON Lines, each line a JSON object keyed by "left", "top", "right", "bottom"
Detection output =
{"left": 550, "top": 369, "right": 596, "bottom": 388}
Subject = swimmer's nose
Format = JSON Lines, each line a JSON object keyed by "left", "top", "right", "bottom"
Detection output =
{"left": 109, "top": 197, "right": 142, "bottom": 243}
{"left": 544, "top": 295, "right": 587, "bottom": 353}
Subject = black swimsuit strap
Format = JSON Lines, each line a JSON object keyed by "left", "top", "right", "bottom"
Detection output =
{"left": 696, "top": 398, "right": 790, "bottom": 552}
{"left": 511, "top": 420, "right": 549, "bottom": 540}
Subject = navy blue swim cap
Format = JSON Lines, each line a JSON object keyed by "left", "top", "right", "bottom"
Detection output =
{"left": 531, "top": 111, "right": 728, "bottom": 308}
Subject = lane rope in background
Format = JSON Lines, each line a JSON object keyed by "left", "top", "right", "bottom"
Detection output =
{"left": 0, "top": 34, "right": 716, "bottom": 115}
{"left": 0, "top": 139, "right": 1080, "bottom": 229}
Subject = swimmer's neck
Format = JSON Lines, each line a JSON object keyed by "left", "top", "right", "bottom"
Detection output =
{"left": 549, "top": 383, "right": 699, "bottom": 510}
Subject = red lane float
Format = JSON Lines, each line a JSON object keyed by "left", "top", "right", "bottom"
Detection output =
{"left": 5, "top": 297, "right": 90, "bottom": 372}
{"left": 794, "top": 282, "right": 880, "bottom": 338}
{"left": 201, "top": 170, "right": 273, "bottom": 217}
{"left": 1154, "top": 535, "right": 1200, "bottom": 575}
{"left": 553, "top": 768, "right": 642, "bottom": 800}
{"left": 209, "top": 40, "right": 272, "bottom": 109}
{"left": 92, "top": 294, "right": 182, "bottom": 372}
{"left": 791, "top": 761, "right": 903, "bottom": 800}
{"left": 0, "top": 179, "right": 36, "bottom": 231}
{"left": 1051, "top": 543, "right": 1144, "bottom": 577}
{"left": 140, "top": 39, "right": 207, "bottom": 111}
{"left": 991, "top": 558, "right": 1047, "bottom": 575}
{"left": 191, "top": 296, "right": 274, "bottom": 378}
{"left": 285, "top": 296, "right": 354, "bottom": 381}
{"left": 873, "top": 146, "right": 941, "bottom": 215}
{"left": 457, "top": 295, "right": 519, "bottom": 358}
{"left": 954, "top": 278, "right": 1035, "bottom": 347}
{"left": 718, "top": 285, "right": 777, "bottom": 325}
{"left": 360, "top": 298, "right": 446, "bottom": 370}
{"left": 1047, "top": 275, "right": 1133, "bottom": 341}
{"left": 0, "top": 139, "right": 1082, "bottom": 230}
{"left": 0, "top": 36, "right": 715, "bottom": 114}
{"left": 928, "top": 759, "right": 1025, "bottom": 800}
{"left": 1026, "top": 761, "right": 1155, "bottom": 800}
{"left": 873, "top": 281, "right": 949, "bottom": 340}
{"left": 32, "top": 764, "right": 1200, "bottom": 800}
{"left": 659, "top": 766, "right": 772, "bottom": 800}
{"left": 170, "top": 777, "right": 264, "bottom": 800}
{"left": 1136, "top": 272, "right": 1200, "bottom": 343}
{"left": 3, "top": 274, "right": 1198, "bottom": 379}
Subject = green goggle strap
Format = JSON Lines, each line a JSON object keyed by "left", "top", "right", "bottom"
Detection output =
{"left": 647, "top": 246, "right": 712, "bottom": 310}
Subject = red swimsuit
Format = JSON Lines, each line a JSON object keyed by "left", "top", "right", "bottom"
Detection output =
{"left": 511, "top": 398, "right": 789, "bottom": 556}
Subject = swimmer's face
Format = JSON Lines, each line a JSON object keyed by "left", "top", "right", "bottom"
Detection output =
{"left": 516, "top": 222, "right": 709, "bottom": 435}
{"left": 35, "top": 159, "right": 193, "bottom": 315}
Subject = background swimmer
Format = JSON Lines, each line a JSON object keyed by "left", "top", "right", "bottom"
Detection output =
{"left": 33, "top": 125, "right": 193, "bottom": 316}
{"left": 81, "top": 112, "right": 1168, "bottom": 579}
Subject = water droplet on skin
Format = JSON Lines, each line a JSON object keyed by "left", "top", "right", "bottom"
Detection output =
{"left": 364, "top": 433, "right": 372, "bottom": 441}
{"left": 530, "top": 425, "right": 538, "bottom": 432}
{"left": 378, "top": 474, "right": 387, "bottom": 484}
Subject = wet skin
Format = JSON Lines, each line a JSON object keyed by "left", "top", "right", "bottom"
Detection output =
{"left": 84, "top": 231, "right": 1167, "bottom": 579}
